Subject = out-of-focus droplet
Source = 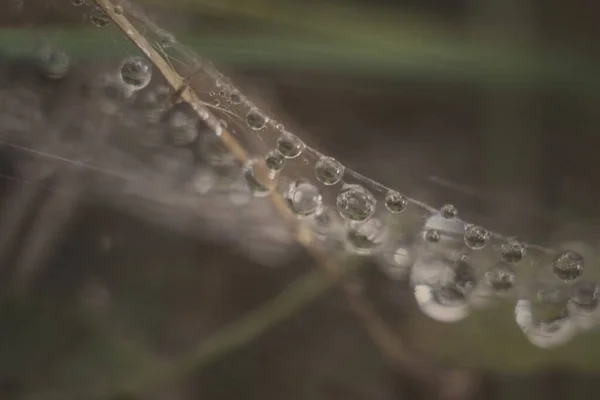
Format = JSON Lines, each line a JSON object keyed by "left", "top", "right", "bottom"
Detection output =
{"left": 485, "top": 262, "right": 516, "bottom": 292}
{"left": 336, "top": 184, "right": 376, "bottom": 222}
{"left": 164, "top": 104, "right": 198, "bottom": 146}
{"left": 114, "top": 5, "right": 124, "bottom": 14}
{"left": 197, "top": 132, "right": 235, "bottom": 167}
{"left": 440, "top": 204, "right": 457, "bottom": 219}
{"left": 228, "top": 90, "right": 243, "bottom": 105}
{"left": 315, "top": 156, "right": 344, "bottom": 186}
{"left": 553, "top": 250, "right": 584, "bottom": 282}
{"left": 243, "top": 159, "right": 274, "bottom": 197}
{"left": 384, "top": 191, "right": 407, "bottom": 213}
{"left": 72, "top": 0, "right": 85, "bottom": 6}
{"left": 37, "top": 48, "right": 70, "bottom": 80}
{"left": 285, "top": 180, "right": 322, "bottom": 217}
{"left": 90, "top": 6, "right": 110, "bottom": 27}
{"left": 264, "top": 150, "right": 285, "bottom": 172}
{"left": 346, "top": 218, "right": 385, "bottom": 255}
{"left": 414, "top": 284, "right": 470, "bottom": 323}
{"left": 501, "top": 238, "right": 526, "bottom": 263}
{"left": 119, "top": 56, "right": 152, "bottom": 91}
{"left": 464, "top": 224, "right": 489, "bottom": 250}
{"left": 425, "top": 229, "right": 441, "bottom": 243}
{"left": 570, "top": 281, "right": 598, "bottom": 311}
{"left": 276, "top": 132, "right": 305, "bottom": 159}
{"left": 246, "top": 109, "right": 267, "bottom": 130}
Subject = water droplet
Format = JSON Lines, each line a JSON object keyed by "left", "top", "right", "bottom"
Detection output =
{"left": 570, "top": 281, "right": 598, "bottom": 310}
{"left": 264, "top": 150, "right": 285, "bottom": 172}
{"left": 90, "top": 6, "right": 110, "bottom": 27}
{"left": 464, "top": 224, "right": 489, "bottom": 250}
{"left": 119, "top": 56, "right": 152, "bottom": 90}
{"left": 440, "top": 204, "right": 457, "bottom": 219}
{"left": 500, "top": 239, "right": 526, "bottom": 263}
{"left": 285, "top": 180, "right": 322, "bottom": 217}
{"left": 243, "top": 160, "right": 273, "bottom": 197}
{"left": 164, "top": 104, "right": 198, "bottom": 146}
{"left": 336, "top": 185, "right": 376, "bottom": 222}
{"left": 72, "top": 0, "right": 85, "bottom": 6}
{"left": 246, "top": 109, "right": 267, "bottom": 130}
{"left": 158, "top": 31, "right": 176, "bottom": 48}
{"left": 424, "top": 229, "right": 441, "bottom": 243}
{"left": 197, "top": 132, "right": 235, "bottom": 167}
{"left": 114, "top": 5, "right": 124, "bottom": 14}
{"left": 384, "top": 191, "right": 407, "bottom": 213}
{"left": 229, "top": 91, "right": 243, "bottom": 104}
{"left": 346, "top": 218, "right": 385, "bottom": 255}
{"left": 37, "top": 48, "right": 70, "bottom": 80}
{"left": 485, "top": 262, "right": 516, "bottom": 292}
{"left": 315, "top": 156, "right": 344, "bottom": 185}
{"left": 276, "top": 133, "right": 305, "bottom": 159}
{"left": 553, "top": 250, "right": 584, "bottom": 281}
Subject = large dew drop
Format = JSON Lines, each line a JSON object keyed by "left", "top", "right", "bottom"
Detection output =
{"left": 314, "top": 156, "right": 344, "bottom": 186}
{"left": 440, "top": 204, "right": 457, "bottom": 219}
{"left": 463, "top": 224, "right": 489, "bottom": 250}
{"left": 276, "top": 133, "right": 305, "bottom": 159}
{"left": 384, "top": 191, "right": 407, "bottom": 213}
{"left": 246, "top": 109, "right": 268, "bottom": 130}
{"left": 336, "top": 184, "right": 376, "bottom": 222}
{"left": 264, "top": 150, "right": 285, "bottom": 172}
{"left": 553, "top": 250, "right": 584, "bottom": 281}
{"left": 119, "top": 56, "right": 152, "bottom": 91}
{"left": 500, "top": 239, "right": 526, "bottom": 263}
{"left": 285, "top": 180, "right": 323, "bottom": 217}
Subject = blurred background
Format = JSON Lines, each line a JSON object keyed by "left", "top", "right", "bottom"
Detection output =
{"left": 1, "top": 0, "right": 600, "bottom": 399}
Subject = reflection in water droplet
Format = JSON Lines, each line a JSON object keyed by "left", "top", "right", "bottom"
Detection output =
{"left": 464, "top": 224, "right": 489, "bottom": 250}
{"left": 119, "top": 56, "right": 152, "bottom": 90}
{"left": 440, "top": 204, "right": 457, "bottom": 219}
{"left": 243, "top": 160, "right": 273, "bottom": 197}
{"left": 246, "top": 109, "right": 267, "bottom": 130}
{"left": 336, "top": 185, "right": 376, "bottom": 222}
{"left": 346, "top": 218, "right": 386, "bottom": 255}
{"left": 285, "top": 180, "right": 322, "bottom": 217}
{"left": 485, "top": 262, "right": 516, "bottom": 292}
{"left": 276, "top": 133, "right": 305, "bottom": 159}
{"left": 264, "top": 150, "right": 285, "bottom": 172}
{"left": 90, "top": 6, "right": 110, "bottom": 27}
{"left": 424, "top": 229, "right": 441, "bottom": 243}
{"left": 500, "top": 239, "right": 526, "bottom": 263}
{"left": 553, "top": 250, "right": 584, "bottom": 281}
{"left": 384, "top": 191, "right": 407, "bottom": 213}
{"left": 315, "top": 156, "right": 344, "bottom": 185}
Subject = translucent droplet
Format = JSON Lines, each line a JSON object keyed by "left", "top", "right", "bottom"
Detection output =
{"left": 500, "top": 239, "right": 526, "bottom": 263}
{"left": 414, "top": 284, "right": 470, "bottom": 323}
{"left": 384, "top": 191, "right": 407, "bottom": 213}
{"left": 346, "top": 218, "right": 385, "bottom": 255}
{"left": 485, "top": 262, "right": 516, "bottom": 292}
{"left": 246, "top": 109, "right": 267, "bottom": 130}
{"left": 264, "top": 151, "right": 285, "bottom": 172}
{"left": 440, "top": 204, "right": 457, "bottom": 219}
{"left": 553, "top": 250, "right": 584, "bottom": 281}
{"left": 158, "top": 31, "right": 176, "bottom": 48}
{"left": 276, "top": 133, "right": 305, "bottom": 159}
{"left": 164, "top": 104, "right": 198, "bottom": 146}
{"left": 310, "top": 207, "right": 336, "bottom": 237}
{"left": 570, "top": 281, "right": 598, "bottom": 311}
{"left": 119, "top": 57, "right": 152, "bottom": 90}
{"left": 37, "top": 49, "right": 70, "bottom": 80}
{"left": 464, "top": 224, "right": 489, "bottom": 250}
{"left": 197, "top": 132, "right": 235, "bottom": 167}
{"left": 315, "top": 156, "right": 344, "bottom": 186}
{"left": 424, "top": 229, "right": 441, "bottom": 243}
{"left": 285, "top": 180, "right": 322, "bottom": 217}
{"left": 229, "top": 91, "right": 243, "bottom": 104}
{"left": 336, "top": 185, "right": 376, "bottom": 222}
{"left": 114, "top": 5, "right": 124, "bottom": 15}
{"left": 243, "top": 160, "right": 273, "bottom": 197}
{"left": 90, "top": 6, "right": 110, "bottom": 27}
{"left": 72, "top": 0, "right": 85, "bottom": 6}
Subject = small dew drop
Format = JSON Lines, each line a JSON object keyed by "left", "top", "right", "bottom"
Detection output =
{"left": 315, "top": 156, "right": 344, "bottom": 186}
{"left": 384, "top": 191, "right": 407, "bottom": 213}
{"left": 285, "top": 180, "right": 323, "bottom": 217}
{"left": 485, "top": 262, "right": 516, "bottom": 292}
{"left": 336, "top": 184, "right": 376, "bottom": 222}
{"left": 229, "top": 91, "right": 243, "bottom": 104}
{"left": 570, "top": 281, "right": 598, "bottom": 310}
{"left": 90, "top": 6, "right": 110, "bottom": 27}
{"left": 424, "top": 229, "right": 441, "bottom": 243}
{"left": 119, "top": 56, "right": 152, "bottom": 90}
{"left": 464, "top": 224, "right": 489, "bottom": 250}
{"left": 500, "top": 239, "right": 526, "bottom": 263}
{"left": 114, "top": 5, "right": 124, "bottom": 14}
{"left": 246, "top": 109, "right": 267, "bottom": 130}
{"left": 553, "top": 250, "right": 584, "bottom": 282}
{"left": 264, "top": 151, "right": 285, "bottom": 172}
{"left": 276, "top": 133, "right": 305, "bottom": 159}
{"left": 346, "top": 218, "right": 385, "bottom": 255}
{"left": 441, "top": 204, "right": 458, "bottom": 219}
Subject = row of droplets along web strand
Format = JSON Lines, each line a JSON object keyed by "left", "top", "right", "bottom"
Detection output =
{"left": 77, "top": 0, "right": 600, "bottom": 347}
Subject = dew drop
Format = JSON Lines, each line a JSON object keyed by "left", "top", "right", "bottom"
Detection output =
{"left": 243, "top": 160, "right": 273, "bottom": 197}
{"left": 37, "top": 48, "right": 70, "bottom": 80}
{"left": 114, "top": 5, "right": 124, "bottom": 15}
{"left": 164, "top": 104, "right": 198, "bottom": 146}
{"left": 119, "top": 56, "right": 152, "bottom": 91}
{"left": 276, "top": 133, "right": 305, "bottom": 159}
{"left": 346, "top": 218, "right": 385, "bottom": 255}
{"left": 570, "top": 281, "right": 598, "bottom": 311}
{"left": 285, "top": 180, "right": 322, "bottom": 217}
{"left": 384, "top": 191, "right": 407, "bottom": 213}
{"left": 158, "top": 31, "right": 177, "bottom": 48}
{"left": 315, "top": 156, "right": 344, "bottom": 186}
{"left": 485, "top": 262, "right": 516, "bottom": 292}
{"left": 440, "top": 204, "right": 458, "bottom": 219}
{"left": 336, "top": 185, "right": 376, "bottom": 222}
{"left": 424, "top": 229, "right": 441, "bottom": 243}
{"left": 464, "top": 224, "right": 489, "bottom": 250}
{"left": 264, "top": 150, "right": 285, "bottom": 172}
{"left": 500, "top": 239, "right": 526, "bottom": 263}
{"left": 246, "top": 109, "right": 267, "bottom": 130}
{"left": 553, "top": 250, "right": 584, "bottom": 281}
{"left": 90, "top": 6, "right": 110, "bottom": 27}
{"left": 229, "top": 91, "right": 243, "bottom": 104}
